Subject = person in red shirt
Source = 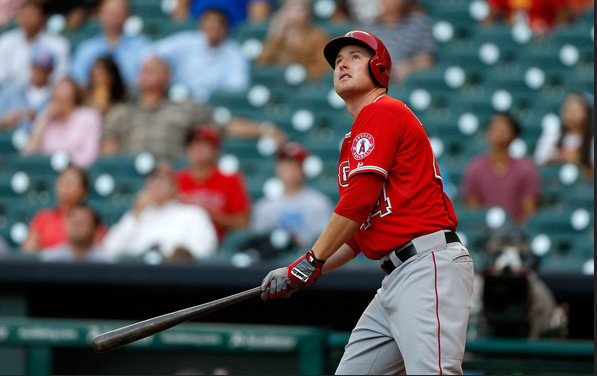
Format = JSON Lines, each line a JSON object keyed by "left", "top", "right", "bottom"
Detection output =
{"left": 261, "top": 30, "right": 474, "bottom": 374}
{"left": 177, "top": 125, "right": 251, "bottom": 241}
{"left": 20, "top": 165, "right": 107, "bottom": 252}
{"left": 484, "top": 0, "right": 573, "bottom": 35}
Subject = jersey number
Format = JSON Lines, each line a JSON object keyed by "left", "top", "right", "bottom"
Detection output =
{"left": 361, "top": 185, "right": 392, "bottom": 230}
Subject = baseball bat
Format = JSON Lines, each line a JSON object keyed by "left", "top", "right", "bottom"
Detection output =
{"left": 92, "top": 286, "right": 263, "bottom": 354}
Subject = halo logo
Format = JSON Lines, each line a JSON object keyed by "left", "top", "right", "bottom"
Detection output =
{"left": 352, "top": 133, "right": 375, "bottom": 160}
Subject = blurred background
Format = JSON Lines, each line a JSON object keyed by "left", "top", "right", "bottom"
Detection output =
{"left": 0, "top": 0, "right": 593, "bottom": 374}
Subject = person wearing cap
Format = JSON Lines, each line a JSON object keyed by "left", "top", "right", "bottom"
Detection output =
{"left": 0, "top": 48, "right": 55, "bottom": 131}
{"left": 101, "top": 56, "right": 286, "bottom": 163}
{"left": 176, "top": 125, "right": 252, "bottom": 241}
{"left": 103, "top": 163, "right": 218, "bottom": 261}
{"left": 260, "top": 31, "right": 474, "bottom": 374}
{"left": 251, "top": 141, "right": 334, "bottom": 248}
{"left": 0, "top": 0, "right": 70, "bottom": 85}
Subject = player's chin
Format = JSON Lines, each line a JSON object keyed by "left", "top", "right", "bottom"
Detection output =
{"left": 334, "top": 82, "right": 352, "bottom": 98}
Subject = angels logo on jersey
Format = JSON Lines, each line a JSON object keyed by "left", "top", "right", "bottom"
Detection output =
{"left": 352, "top": 133, "right": 375, "bottom": 160}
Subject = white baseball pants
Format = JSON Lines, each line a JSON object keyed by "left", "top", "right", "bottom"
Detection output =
{"left": 336, "top": 231, "right": 475, "bottom": 375}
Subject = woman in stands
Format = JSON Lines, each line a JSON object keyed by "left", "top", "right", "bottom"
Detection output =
{"left": 85, "top": 56, "right": 127, "bottom": 116}
{"left": 257, "top": 0, "right": 330, "bottom": 82}
{"left": 20, "top": 165, "right": 106, "bottom": 253}
{"left": 23, "top": 77, "right": 102, "bottom": 170}
{"left": 534, "top": 92, "right": 594, "bottom": 177}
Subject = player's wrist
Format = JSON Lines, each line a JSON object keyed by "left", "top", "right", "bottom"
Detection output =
{"left": 306, "top": 249, "right": 326, "bottom": 267}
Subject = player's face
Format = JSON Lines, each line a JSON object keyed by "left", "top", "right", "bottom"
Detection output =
{"left": 333, "top": 45, "right": 376, "bottom": 98}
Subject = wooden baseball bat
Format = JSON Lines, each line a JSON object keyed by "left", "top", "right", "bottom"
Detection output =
{"left": 92, "top": 286, "right": 263, "bottom": 354}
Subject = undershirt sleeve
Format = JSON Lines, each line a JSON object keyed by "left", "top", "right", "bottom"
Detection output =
{"left": 333, "top": 172, "right": 386, "bottom": 223}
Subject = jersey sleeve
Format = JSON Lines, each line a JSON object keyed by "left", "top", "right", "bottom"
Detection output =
{"left": 348, "top": 108, "right": 402, "bottom": 180}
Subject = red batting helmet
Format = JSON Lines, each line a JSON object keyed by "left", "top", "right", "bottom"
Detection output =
{"left": 323, "top": 30, "right": 392, "bottom": 89}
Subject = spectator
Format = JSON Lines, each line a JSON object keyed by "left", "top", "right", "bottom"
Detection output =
{"left": 20, "top": 165, "right": 107, "bottom": 252}
{"left": 103, "top": 163, "right": 218, "bottom": 261}
{"left": 251, "top": 141, "right": 334, "bottom": 248}
{"left": 328, "top": 0, "right": 384, "bottom": 25}
{"left": 362, "top": 0, "right": 436, "bottom": 83}
{"left": 460, "top": 112, "right": 541, "bottom": 223}
{"left": 0, "top": 0, "right": 70, "bottom": 85}
{"left": 0, "top": 47, "right": 54, "bottom": 132}
{"left": 23, "top": 77, "right": 102, "bottom": 170}
{"left": 534, "top": 92, "right": 594, "bottom": 177}
{"left": 40, "top": 205, "right": 114, "bottom": 262}
{"left": 70, "top": 0, "right": 152, "bottom": 87}
{"left": 152, "top": 8, "right": 249, "bottom": 103}
{"left": 177, "top": 125, "right": 251, "bottom": 241}
{"left": 170, "top": 0, "right": 272, "bottom": 28}
{"left": 257, "top": 0, "right": 330, "bottom": 82}
{"left": 483, "top": 0, "right": 573, "bottom": 36}
{"left": 85, "top": 56, "right": 127, "bottom": 116}
{"left": 102, "top": 56, "right": 285, "bottom": 163}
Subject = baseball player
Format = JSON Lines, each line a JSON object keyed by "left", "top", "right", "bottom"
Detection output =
{"left": 260, "top": 30, "right": 474, "bottom": 375}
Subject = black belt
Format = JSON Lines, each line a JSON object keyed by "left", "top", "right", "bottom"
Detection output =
{"left": 380, "top": 231, "right": 461, "bottom": 275}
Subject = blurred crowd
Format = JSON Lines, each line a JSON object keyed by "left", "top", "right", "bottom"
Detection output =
{"left": 0, "top": 0, "right": 593, "bottom": 339}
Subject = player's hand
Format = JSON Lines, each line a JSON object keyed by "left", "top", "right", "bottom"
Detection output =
{"left": 260, "top": 267, "right": 297, "bottom": 300}
{"left": 287, "top": 250, "right": 325, "bottom": 288}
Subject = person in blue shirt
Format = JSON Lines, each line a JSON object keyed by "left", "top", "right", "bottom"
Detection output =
{"left": 0, "top": 48, "right": 54, "bottom": 132}
{"left": 171, "top": 0, "right": 273, "bottom": 29}
{"left": 152, "top": 8, "right": 250, "bottom": 103}
{"left": 70, "top": 0, "right": 152, "bottom": 87}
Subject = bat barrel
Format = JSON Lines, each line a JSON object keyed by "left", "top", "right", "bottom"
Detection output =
{"left": 92, "top": 286, "right": 263, "bottom": 354}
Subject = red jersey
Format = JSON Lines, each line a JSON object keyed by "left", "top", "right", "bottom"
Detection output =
{"left": 177, "top": 168, "right": 251, "bottom": 240}
{"left": 337, "top": 96, "right": 458, "bottom": 260}
{"left": 29, "top": 208, "right": 67, "bottom": 250}
{"left": 488, "top": 0, "right": 570, "bottom": 32}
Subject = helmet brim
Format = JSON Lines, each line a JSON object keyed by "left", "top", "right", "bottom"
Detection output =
{"left": 323, "top": 36, "right": 376, "bottom": 69}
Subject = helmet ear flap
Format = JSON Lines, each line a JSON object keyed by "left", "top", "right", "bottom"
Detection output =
{"left": 369, "top": 54, "right": 390, "bottom": 88}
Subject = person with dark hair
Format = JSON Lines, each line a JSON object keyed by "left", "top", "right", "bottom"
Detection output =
{"left": 152, "top": 8, "right": 249, "bottom": 103}
{"left": 70, "top": 0, "right": 152, "bottom": 87}
{"left": 170, "top": 0, "right": 272, "bottom": 28}
{"left": 176, "top": 125, "right": 251, "bottom": 241}
{"left": 23, "top": 76, "right": 102, "bottom": 169}
{"left": 21, "top": 165, "right": 107, "bottom": 253}
{"left": 534, "top": 92, "right": 594, "bottom": 177}
{"left": 0, "top": 0, "right": 70, "bottom": 84}
{"left": 40, "top": 205, "right": 114, "bottom": 262}
{"left": 461, "top": 112, "right": 542, "bottom": 223}
{"left": 85, "top": 55, "right": 127, "bottom": 115}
